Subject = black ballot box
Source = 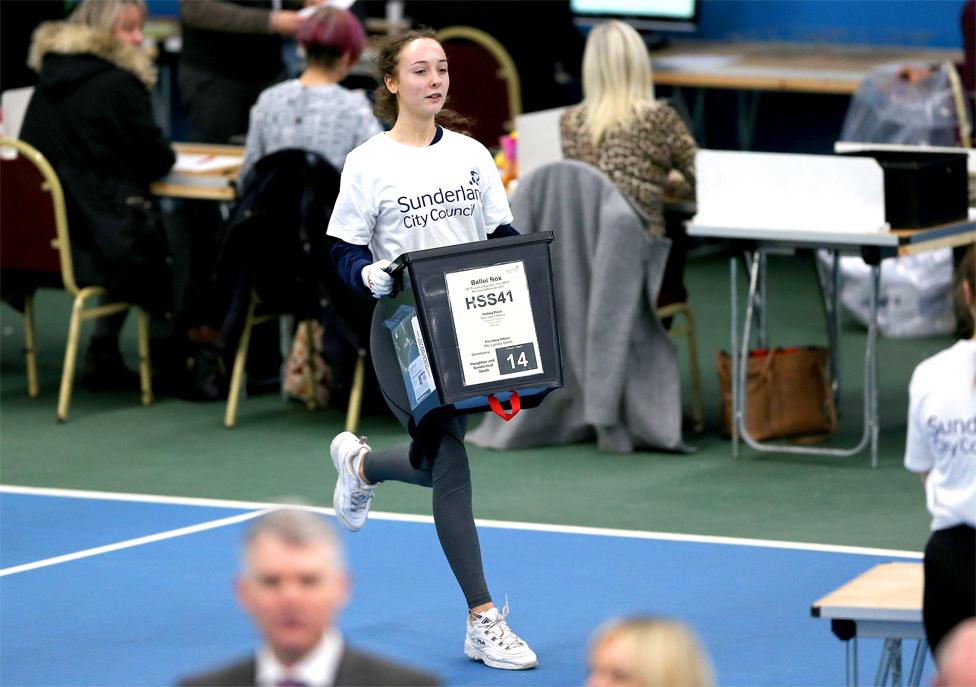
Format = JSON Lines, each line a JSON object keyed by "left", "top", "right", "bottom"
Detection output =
{"left": 840, "top": 150, "right": 968, "bottom": 229}
{"left": 379, "top": 232, "right": 562, "bottom": 425}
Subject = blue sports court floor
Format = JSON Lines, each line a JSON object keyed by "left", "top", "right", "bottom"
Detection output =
{"left": 1, "top": 486, "right": 931, "bottom": 686}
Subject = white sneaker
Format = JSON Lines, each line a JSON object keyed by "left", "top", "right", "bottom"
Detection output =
{"left": 330, "top": 432, "right": 375, "bottom": 531}
{"left": 464, "top": 602, "right": 538, "bottom": 670}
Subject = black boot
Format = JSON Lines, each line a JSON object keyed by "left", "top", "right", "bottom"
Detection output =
{"left": 81, "top": 337, "right": 140, "bottom": 392}
{"left": 181, "top": 342, "right": 227, "bottom": 402}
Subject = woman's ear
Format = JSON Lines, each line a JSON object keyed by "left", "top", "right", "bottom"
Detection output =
{"left": 384, "top": 74, "right": 397, "bottom": 95}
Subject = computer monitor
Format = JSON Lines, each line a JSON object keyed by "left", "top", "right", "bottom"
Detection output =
{"left": 570, "top": 0, "right": 699, "bottom": 34}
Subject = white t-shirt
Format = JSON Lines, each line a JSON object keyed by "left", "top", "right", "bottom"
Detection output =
{"left": 904, "top": 338, "right": 976, "bottom": 531}
{"left": 326, "top": 128, "right": 513, "bottom": 262}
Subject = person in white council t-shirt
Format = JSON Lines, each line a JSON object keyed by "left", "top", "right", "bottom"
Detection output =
{"left": 904, "top": 246, "right": 976, "bottom": 659}
{"left": 324, "top": 30, "right": 537, "bottom": 671}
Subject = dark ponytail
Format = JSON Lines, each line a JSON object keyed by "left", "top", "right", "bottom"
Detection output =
{"left": 955, "top": 245, "right": 975, "bottom": 339}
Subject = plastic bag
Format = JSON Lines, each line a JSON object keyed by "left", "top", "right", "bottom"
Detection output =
{"left": 840, "top": 62, "right": 963, "bottom": 146}
{"left": 817, "top": 249, "right": 955, "bottom": 338}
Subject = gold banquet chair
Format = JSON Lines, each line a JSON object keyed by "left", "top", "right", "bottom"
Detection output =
{"left": 435, "top": 26, "right": 522, "bottom": 148}
{"left": 224, "top": 292, "right": 367, "bottom": 434}
{"left": 657, "top": 301, "right": 704, "bottom": 433}
{"left": 0, "top": 137, "right": 152, "bottom": 421}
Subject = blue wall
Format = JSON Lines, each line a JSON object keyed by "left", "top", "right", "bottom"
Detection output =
{"left": 696, "top": 0, "right": 964, "bottom": 48}
{"left": 147, "top": 0, "right": 966, "bottom": 48}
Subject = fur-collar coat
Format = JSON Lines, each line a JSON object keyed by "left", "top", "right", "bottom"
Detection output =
{"left": 28, "top": 20, "right": 157, "bottom": 89}
{"left": 19, "top": 21, "right": 174, "bottom": 314}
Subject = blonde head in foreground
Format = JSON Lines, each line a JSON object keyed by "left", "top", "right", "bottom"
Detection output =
{"left": 586, "top": 617, "right": 715, "bottom": 687}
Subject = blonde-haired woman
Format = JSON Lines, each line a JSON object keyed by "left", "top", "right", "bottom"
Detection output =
{"left": 21, "top": 0, "right": 176, "bottom": 390}
{"left": 587, "top": 617, "right": 715, "bottom": 687}
{"left": 560, "top": 20, "right": 696, "bottom": 307}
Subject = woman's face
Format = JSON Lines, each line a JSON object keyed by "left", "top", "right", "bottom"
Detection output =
{"left": 586, "top": 636, "right": 643, "bottom": 687}
{"left": 113, "top": 4, "right": 144, "bottom": 47}
{"left": 386, "top": 37, "right": 448, "bottom": 121}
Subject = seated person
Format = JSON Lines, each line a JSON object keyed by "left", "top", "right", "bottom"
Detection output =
{"left": 559, "top": 20, "right": 696, "bottom": 308}
{"left": 239, "top": 6, "right": 382, "bottom": 183}
{"left": 20, "top": 0, "right": 175, "bottom": 389}
{"left": 212, "top": 6, "right": 383, "bottom": 403}
{"left": 586, "top": 616, "right": 715, "bottom": 687}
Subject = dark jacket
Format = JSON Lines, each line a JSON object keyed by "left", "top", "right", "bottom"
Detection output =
{"left": 20, "top": 21, "right": 175, "bottom": 313}
{"left": 179, "top": 0, "right": 298, "bottom": 81}
{"left": 217, "top": 148, "right": 349, "bottom": 321}
{"left": 178, "top": 646, "right": 441, "bottom": 687}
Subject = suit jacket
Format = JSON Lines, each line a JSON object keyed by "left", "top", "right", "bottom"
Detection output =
{"left": 178, "top": 646, "right": 440, "bottom": 687}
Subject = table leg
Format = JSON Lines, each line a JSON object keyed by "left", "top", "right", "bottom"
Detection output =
{"left": 892, "top": 639, "right": 903, "bottom": 686}
{"left": 831, "top": 251, "right": 842, "bottom": 405}
{"left": 735, "top": 250, "right": 872, "bottom": 458}
{"left": 875, "top": 638, "right": 905, "bottom": 686}
{"left": 907, "top": 639, "right": 928, "bottom": 687}
{"left": 756, "top": 249, "right": 768, "bottom": 349}
{"left": 814, "top": 250, "right": 842, "bottom": 405}
{"left": 730, "top": 254, "right": 740, "bottom": 459}
{"left": 868, "top": 263, "right": 880, "bottom": 469}
{"left": 847, "top": 638, "right": 858, "bottom": 687}
{"left": 875, "top": 638, "right": 893, "bottom": 686}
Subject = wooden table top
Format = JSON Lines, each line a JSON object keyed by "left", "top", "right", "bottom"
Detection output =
{"left": 812, "top": 562, "right": 923, "bottom": 622}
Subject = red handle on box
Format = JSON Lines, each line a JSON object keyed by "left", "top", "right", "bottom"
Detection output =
{"left": 488, "top": 391, "right": 521, "bottom": 421}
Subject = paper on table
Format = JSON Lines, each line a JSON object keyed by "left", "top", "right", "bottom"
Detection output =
{"left": 652, "top": 54, "right": 738, "bottom": 71}
{"left": 299, "top": 0, "right": 355, "bottom": 16}
{"left": 173, "top": 153, "right": 242, "bottom": 174}
{"left": 693, "top": 149, "right": 889, "bottom": 234}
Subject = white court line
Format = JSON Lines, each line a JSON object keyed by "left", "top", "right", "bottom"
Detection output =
{"left": 0, "top": 484, "right": 923, "bottom": 559}
{"left": 0, "top": 508, "right": 273, "bottom": 577}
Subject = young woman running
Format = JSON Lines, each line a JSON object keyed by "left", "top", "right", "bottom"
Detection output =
{"left": 324, "top": 29, "right": 536, "bottom": 671}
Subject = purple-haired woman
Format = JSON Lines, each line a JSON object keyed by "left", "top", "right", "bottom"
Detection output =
{"left": 239, "top": 6, "right": 381, "bottom": 182}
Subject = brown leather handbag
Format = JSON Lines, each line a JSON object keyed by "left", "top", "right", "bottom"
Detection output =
{"left": 717, "top": 346, "right": 837, "bottom": 441}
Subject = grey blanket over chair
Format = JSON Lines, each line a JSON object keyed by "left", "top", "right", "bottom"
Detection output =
{"left": 467, "top": 160, "right": 689, "bottom": 453}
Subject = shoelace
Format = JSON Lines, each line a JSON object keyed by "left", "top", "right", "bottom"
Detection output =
{"left": 478, "top": 599, "right": 525, "bottom": 649}
{"left": 349, "top": 486, "right": 373, "bottom": 513}
{"left": 348, "top": 436, "right": 373, "bottom": 513}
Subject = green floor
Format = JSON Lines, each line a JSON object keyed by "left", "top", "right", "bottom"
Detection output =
{"left": 0, "top": 252, "right": 949, "bottom": 551}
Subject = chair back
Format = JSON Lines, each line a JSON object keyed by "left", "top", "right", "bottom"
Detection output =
{"left": 0, "top": 137, "right": 76, "bottom": 291}
{"left": 220, "top": 148, "right": 352, "bottom": 321}
{"left": 1, "top": 87, "right": 34, "bottom": 140}
{"left": 467, "top": 160, "right": 685, "bottom": 452}
{"left": 436, "top": 26, "right": 522, "bottom": 148}
{"left": 514, "top": 106, "right": 566, "bottom": 179}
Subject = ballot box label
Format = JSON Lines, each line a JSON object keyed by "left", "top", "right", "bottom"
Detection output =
{"left": 384, "top": 304, "right": 436, "bottom": 409}
{"left": 445, "top": 261, "right": 543, "bottom": 387}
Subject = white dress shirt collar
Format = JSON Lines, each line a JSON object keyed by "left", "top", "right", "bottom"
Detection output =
{"left": 255, "top": 628, "right": 344, "bottom": 687}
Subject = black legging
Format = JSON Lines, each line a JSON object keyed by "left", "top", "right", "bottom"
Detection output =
{"left": 362, "top": 305, "right": 491, "bottom": 609}
{"left": 923, "top": 524, "right": 976, "bottom": 657}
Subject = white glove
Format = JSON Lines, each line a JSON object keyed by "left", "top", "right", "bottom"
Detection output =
{"left": 362, "top": 259, "right": 394, "bottom": 298}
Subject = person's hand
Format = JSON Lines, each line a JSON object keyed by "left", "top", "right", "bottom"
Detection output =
{"left": 269, "top": 10, "right": 302, "bottom": 35}
{"left": 362, "top": 259, "right": 394, "bottom": 298}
